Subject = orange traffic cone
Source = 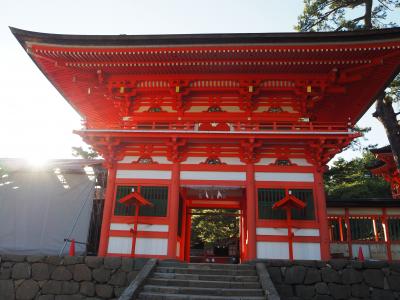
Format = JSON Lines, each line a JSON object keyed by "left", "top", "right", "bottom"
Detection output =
{"left": 357, "top": 246, "right": 365, "bottom": 261}
{"left": 69, "top": 239, "right": 76, "bottom": 256}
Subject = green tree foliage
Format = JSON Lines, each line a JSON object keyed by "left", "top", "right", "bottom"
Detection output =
{"left": 297, "top": 0, "right": 400, "bottom": 170}
{"left": 324, "top": 152, "right": 391, "bottom": 199}
{"left": 296, "top": 0, "right": 399, "bottom": 31}
{"left": 72, "top": 146, "right": 100, "bottom": 159}
{"left": 191, "top": 209, "right": 239, "bottom": 247}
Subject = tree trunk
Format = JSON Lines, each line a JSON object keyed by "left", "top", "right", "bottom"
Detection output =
{"left": 364, "top": 0, "right": 373, "bottom": 29}
{"left": 373, "top": 95, "right": 400, "bottom": 170}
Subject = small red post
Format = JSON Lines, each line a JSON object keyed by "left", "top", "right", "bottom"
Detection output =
{"left": 69, "top": 239, "right": 76, "bottom": 256}
{"left": 358, "top": 246, "right": 365, "bottom": 261}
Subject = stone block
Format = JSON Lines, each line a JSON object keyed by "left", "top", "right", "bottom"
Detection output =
{"left": 42, "top": 280, "right": 62, "bottom": 294}
{"left": 63, "top": 256, "right": 84, "bottom": 265}
{"left": 121, "top": 258, "right": 134, "bottom": 272}
{"left": 16, "top": 280, "right": 39, "bottom": 300}
{"left": 296, "top": 260, "right": 317, "bottom": 267}
{"left": 328, "top": 259, "right": 348, "bottom": 270}
{"left": 371, "top": 288, "right": 395, "bottom": 300}
{"left": 26, "top": 256, "right": 45, "bottom": 263}
{"left": 126, "top": 271, "right": 138, "bottom": 283}
{"left": 85, "top": 257, "right": 103, "bottom": 269}
{"left": 54, "top": 296, "right": 84, "bottom": 300}
{"left": 363, "top": 269, "right": 384, "bottom": 289}
{"left": 80, "top": 281, "right": 96, "bottom": 296}
{"left": 321, "top": 268, "right": 341, "bottom": 283}
{"left": 73, "top": 264, "right": 91, "bottom": 281}
{"left": 96, "top": 284, "right": 114, "bottom": 298}
{"left": 0, "top": 266, "right": 11, "bottom": 280}
{"left": 61, "top": 281, "right": 79, "bottom": 294}
{"left": 342, "top": 268, "right": 363, "bottom": 284}
{"left": 364, "top": 260, "right": 388, "bottom": 269}
{"left": 104, "top": 257, "right": 121, "bottom": 270}
{"left": 349, "top": 260, "right": 363, "bottom": 270}
{"left": 0, "top": 280, "right": 15, "bottom": 300}
{"left": 284, "top": 266, "right": 306, "bottom": 284}
{"left": 51, "top": 267, "right": 72, "bottom": 281}
{"left": 133, "top": 258, "right": 149, "bottom": 270}
{"left": 351, "top": 283, "right": 369, "bottom": 298}
{"left": 92, "top": 268, "right": 111, "bottom": 283}
{"left": 267, "top": 267, "right": 282, "bottom": 283}
{"left": 3, "top": 255, "right": 25, "bottom": 262}
{"left": 295, "top": 285, "right": 315, "bottom": 298}
{"left": 12, "top": 263, "right": 31, "bottom": 279}
{"left": 32, "top": 263, "right": 50, "bottom": 280}
{"left": 314, "top": 296, "right": 334, "bottom": 300}
{"left": 45, "top": 257, "right": 63, "bottom": 266}
{"left": 389, "top": 262, "right": 400, "bottom": 273}
{"left": 315, "top": 282, "right": 329, "bottom": 295}
{"left": 304, "top": 268, "right": 321, "bottom": 284}
{"left": 328, "top": 283, "right": 351, "bottom": 299}
{"left": 388, "top": 274, "right": 400, "bottom": 291}
{"left": 108, "top": 271, "right": 126, "bottom": 286}
{"left": 37, "top": 296, "right": 54, "bottom": 300}
{"left": 114, "top": 286, "right": 126, "bottom": 297}
{"left": 275, "top": 284, "right": 294, "bottom": 297}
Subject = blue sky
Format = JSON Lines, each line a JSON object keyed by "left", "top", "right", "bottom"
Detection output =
{"left": 0, "top": 0, "right": 397, "bottom": 162}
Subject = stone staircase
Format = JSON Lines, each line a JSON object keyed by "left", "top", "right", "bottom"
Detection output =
{"left": 137, "top": 261, "right": 266, "bottom": 300}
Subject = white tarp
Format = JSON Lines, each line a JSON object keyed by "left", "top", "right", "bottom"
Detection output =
{"left": 0, "top": 159, "right": 98, "bottom": 255}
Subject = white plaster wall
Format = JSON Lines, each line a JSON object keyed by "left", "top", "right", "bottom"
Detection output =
{"left": 293, "top": 229, "right": 320, "bottom": 237}
{"left": 290, "top": 158, "right": 312, "bottom": 166}
{"left": 348, "top": 208, "right": 382, "bottom": 215}
{"left": 257, "top": 242, "right": 289, "bottom": 259}
{"left": 255, "top": 158, "right": 276, "bottom": 166}
{"left": 180, "top": 171, "right": 246, "bottom": 181}
{"left": 110, "top": 223, "right": 169, "bottom": 232}
{"left": 181, "top": 157, "right": 207, "bottom": 164}
{"left": 116, "top": 170, "right": 172, "bottom": 179}
{"left": 135, "top": 238, "right": 168, "bottom": 255}
{"left": 152, "top": 156, "right": 172, "bottom": 164}
{"left": 386, "top": 208, "right": 400, "bottom": 215}
{"left": 119, "top": 156, "right": 139, "bottom": 163}
{"left": 330, "top": 243, "right": 350, "bottom": 257}
{"left": 256, "top": 228, "right": 288, "bottom": 236}
{"left": 255, "top": 172, "right": 314, "bottom": 182}
{"left": 352, "top": 244, "right": 371, "bottom": 259}
{"left": 391, "top": 244, "right": 400, "bottom": 260}
{"left": 107, "top": 237, "right": 132, "bottom": 254}
{"left": 293, "top": 243, "right": 321, "bottom": 260}
{"left": 327, "top": 208, "right": 345, "bottom": 216}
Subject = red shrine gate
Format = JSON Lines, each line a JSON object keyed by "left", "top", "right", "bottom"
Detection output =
{"left": 12, "top": 27, "right": 400, "bottom": 261}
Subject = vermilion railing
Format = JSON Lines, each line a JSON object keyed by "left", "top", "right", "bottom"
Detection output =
{"left": 119, "top": 121, "right": 351, "bottom": 132}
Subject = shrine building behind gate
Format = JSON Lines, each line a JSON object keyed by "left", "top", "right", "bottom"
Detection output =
{"left": 11, "top": 27, "right": 400, "bottom": 261}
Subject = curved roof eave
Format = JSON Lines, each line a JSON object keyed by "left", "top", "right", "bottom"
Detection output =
{"left": 10, "top": 26, "right": 400, "bottom": 48}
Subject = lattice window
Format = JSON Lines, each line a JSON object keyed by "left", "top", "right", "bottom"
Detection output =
{"left": 208, "top": 106, "right": 222, "bottom": 112}
{"left": 349, "top": 217, "right": 384, "bottom": 241}
{"left": 268, "top": 106, "right": 283, "bottom": 113}
{"left": 257, "top": 188, "right": 315, "bottom": 220}
{"left": 114, "top": 185, "right": 168, "bottom": 217}
{"left": 275, "top": 159, "right": 292, "bottom": 166}
{"left": 205, "top": 157, "right": 222, "bottom": 165}
{"left": 388, "top": 218, "right": 400, "bottom": 241}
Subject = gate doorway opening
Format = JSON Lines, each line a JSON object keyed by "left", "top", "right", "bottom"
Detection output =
{"left": 179, "top": 186, "right": 246, "bottom": 263}
{"left": 190, "top": 209, "right": 240, "bottom": 263}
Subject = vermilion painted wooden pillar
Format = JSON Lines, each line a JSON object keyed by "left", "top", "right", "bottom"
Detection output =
{"left": 246, "top": 163, "right": 257, "bottom": 261}
{"left": 167, "top": 162, "right": 180, "bottom": 258}
{"left": 315, "top": 170, "right": 330, "bottom": 260}
{"left": 98, "top": 166, "right": 117, "bottom": 256}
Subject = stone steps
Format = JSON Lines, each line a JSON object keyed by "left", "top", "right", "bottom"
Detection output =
{"left": 138, "top": 291, "right": 266, "bottom": 300}
{"left": 156, "top": 266, "right": 257, "bottom": 276}
{"left": 137, "top": 262, "right": 266, "bottom": 300}
{"left": 152, "top": 272, "right": 259, "bottom": 282}
{"left": 147, "top": 277, "right": 261, "bottom": 289}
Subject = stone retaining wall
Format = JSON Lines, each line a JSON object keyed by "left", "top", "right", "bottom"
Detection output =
{"left": 261, "top": 259, "right": 400, "bottom": 300}
{"left": 0, "top": 255, "right": 148, "bottom": 300}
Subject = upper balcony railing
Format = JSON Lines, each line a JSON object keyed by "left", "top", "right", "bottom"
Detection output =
{"left": 115, "top": 120, "right": 353, "bottom": 133}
